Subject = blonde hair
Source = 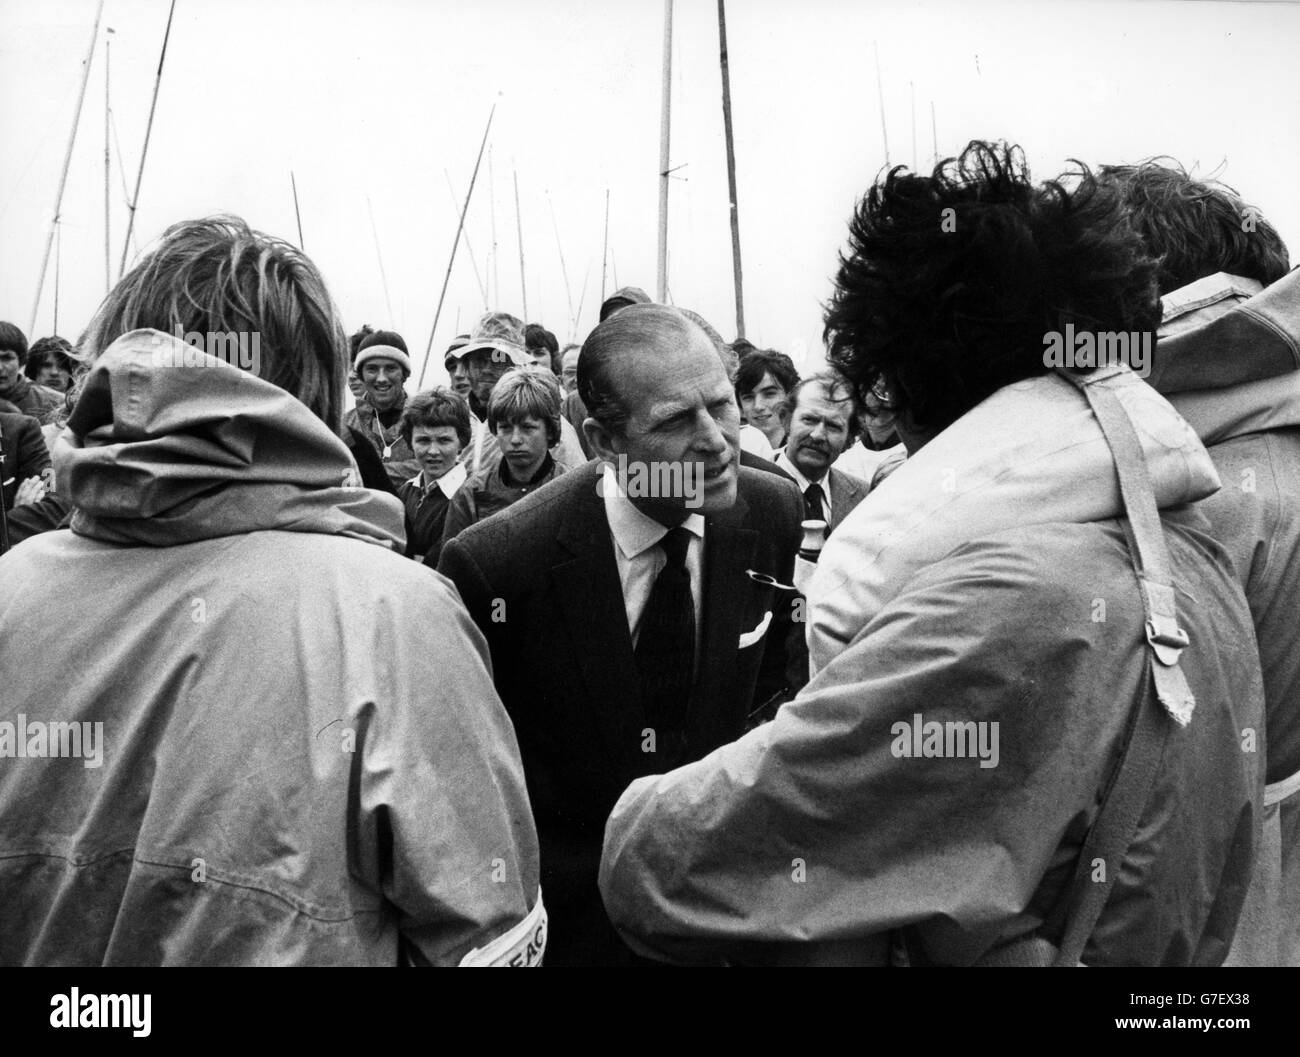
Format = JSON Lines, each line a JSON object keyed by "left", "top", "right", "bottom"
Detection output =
{"left": 79, "top": 215, "right": 346, "bottom": 428}
{"left": 487, "top": 365, "right": 562, "bottom": 446}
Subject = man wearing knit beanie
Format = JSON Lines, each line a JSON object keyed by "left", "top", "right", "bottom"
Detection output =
{"left": 344, "top": 330, "right": 418, "bottom": 487}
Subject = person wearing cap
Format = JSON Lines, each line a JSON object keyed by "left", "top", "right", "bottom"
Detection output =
{"left": 443, "top": 334, "right": 472, "bottom": 402}
{"left": 598, "top": 285, "right": 652, "bottom": 323}
{"left": 345, "top": 329, "right": 419, "bottom": 488}
{"left": 458, "top": 311, "right": 587, "bottom": 475}
{"left": 346, "top": 325, "right": 374, "bottom": 404}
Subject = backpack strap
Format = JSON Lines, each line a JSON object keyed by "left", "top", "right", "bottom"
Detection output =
{"left": 1045, "top": 365, "right": 1194, "bottom": 966}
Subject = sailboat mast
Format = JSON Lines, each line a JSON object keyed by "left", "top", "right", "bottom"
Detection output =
{"left": 717, "top": 0, "right": 744, "bottom": 339}
{"left": 104, "top": 28, "right": 113, "bottom": 295}
{"left": 873, "top": 40, "right": 889, "bottom": 167}
{"left": 291, "top": 171, "right": 305, "bottom": 249}
{"left": 30, "top": 0, "right": 104, "bottom": 334}
{"left": 444, "top": 171, "right": 490, "bottom": 308}
{"left": 548, "top": 195, "right": 576, "bottom": 335}
{"left": 420, "top": 104, "right": 495, "bottom": 386}
{"left": 600, "top": 189, "right": 609, "bottom": 307}
{"left": 910, "top": 81, "right": 917, "bottom": 169}
{"left": 119, "top": 0, "right": 178, "bottom": 280}
{"left": 514, "top": 168, "right": 528, "bottom": 319}
{"left": 489, "top": 148, "right": 500, "bottom": 306}
{"left": 366, "top": 196, "right": 395, "bottom": 323}
{"left": 656, "top": 0, "right": 673, "bottom": 302}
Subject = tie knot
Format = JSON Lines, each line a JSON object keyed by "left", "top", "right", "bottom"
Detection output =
{"left": 804, "top": 482, "right": 824, "bottom": 503}
{"left": 659, "top": 526, "right": 692, "bottom": 568}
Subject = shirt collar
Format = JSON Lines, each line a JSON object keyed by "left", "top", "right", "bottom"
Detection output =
{"left": 422, "top": 460, "right": 467, "bottom": 498}
{"left": 602, "top": 463, "right": 705, "bottom": 560}
{"left": 775, "top": 449, "right": 826, "bottom": 494}
{"left": 498, "top": 450, "right": 555, "bottom": 488}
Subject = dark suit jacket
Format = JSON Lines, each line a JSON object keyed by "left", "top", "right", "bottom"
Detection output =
{"left": 826, "top": 466, "right": 869, "bottom": 532}
{"left": 0, "top": 413, "right": 51, "bottom": 513}
{"left": 439, "top": 459, "right": 802, "bottom": 964}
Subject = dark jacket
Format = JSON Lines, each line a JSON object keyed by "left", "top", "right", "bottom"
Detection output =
{"left": 432, "top": 452, "right": 565, "bottom": 563}
{"left": 346, "top": 426, "right": 398, "bottom": 496}
{"left": 0, "top": 376, "right": 63, "bottom": 423}
{"left": 0, "top": 412, "right": 51, "bottom": 512}
{"left": 438, "top": 460, "right": 802, "bottom": 964}
{"left": 399, "top": 465, "right": 466, "bottom": 564}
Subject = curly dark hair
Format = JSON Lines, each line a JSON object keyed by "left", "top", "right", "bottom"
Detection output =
{"left": 1095, "top": 159, "right": 1290, "bottom": 295}
{"left": 823, "top": 141, "right": 1161, "bottom": 436}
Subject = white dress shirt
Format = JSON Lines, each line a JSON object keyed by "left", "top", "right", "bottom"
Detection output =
{"left": 601, "top": 463, "right": 705, "bottom": 651}
{"left": 775, "top": 449, "right": 832, "bottom": 522}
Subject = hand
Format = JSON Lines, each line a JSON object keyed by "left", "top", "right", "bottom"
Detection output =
{"left": 14, "top": 476, "right": 48, "bottom": 507}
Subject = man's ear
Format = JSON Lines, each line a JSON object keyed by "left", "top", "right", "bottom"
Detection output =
{"left": 583, "top": 417, "right": 620, "bottom": 463}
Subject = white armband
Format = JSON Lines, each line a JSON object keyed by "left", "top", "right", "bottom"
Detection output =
{"left": 458, "top": 892, "right": 548, "bottom": 967}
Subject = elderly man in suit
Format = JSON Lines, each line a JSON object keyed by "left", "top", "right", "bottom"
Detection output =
{"left": 438, "top": 303, "right": 803, "bottom": 965}
{"left": 774, "top": 370, "right": 869, "bottom": 534}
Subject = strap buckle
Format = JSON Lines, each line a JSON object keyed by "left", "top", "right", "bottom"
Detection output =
{"left": 1141, "top": 579, "right": 1190, "bottom": 667}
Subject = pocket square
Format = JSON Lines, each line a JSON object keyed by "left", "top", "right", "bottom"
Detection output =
{"left": 737, "top": 610, "right": 773, "bottom": 649}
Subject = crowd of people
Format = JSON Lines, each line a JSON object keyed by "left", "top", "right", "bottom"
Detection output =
{"left": 0, "top": 139, "right": 1295, "bottom": 967}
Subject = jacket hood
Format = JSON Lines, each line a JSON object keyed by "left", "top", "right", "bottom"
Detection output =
{"left": 807, "top": 365, "right": 1220, "bottom": 675}
{"left": 55, "top": 329, "right": 404, "bottom": 548}
{"left": 1154, "top": 269, "right": 1300, "bottom": 443}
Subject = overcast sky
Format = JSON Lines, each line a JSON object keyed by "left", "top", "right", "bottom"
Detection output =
{"left": 3, "top": 0, "right": 1299, "bottom": 388}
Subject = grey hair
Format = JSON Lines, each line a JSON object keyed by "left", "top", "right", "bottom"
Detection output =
{"left": 577, "top": 303, "right": 716, "bottom": 435}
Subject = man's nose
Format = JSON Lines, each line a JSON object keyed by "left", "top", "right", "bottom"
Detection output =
{"left": 692, "top": 410, "right": 729, "bottom": 454}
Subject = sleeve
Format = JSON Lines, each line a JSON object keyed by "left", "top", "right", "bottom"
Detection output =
{"left": 360, "top": 572, "right": 543, "bottom": 966}
{"left": 4, "top": 491, "right": 72, "bottom": 546}
{"left": 16, "top": 416, "right": 51, "bottom": 482}
{"left": 435, "top": 535, "right": 498, "bottom": 644}
{"left": 598, "top": 542, "right": 1132, "bottom": 966}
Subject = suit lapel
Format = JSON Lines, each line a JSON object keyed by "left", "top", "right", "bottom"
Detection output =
{"left": 829, "top": 468, "right": 866, "bottom": 532}
{"left": 552, "top": 465, "right": 646, "bottom": 752}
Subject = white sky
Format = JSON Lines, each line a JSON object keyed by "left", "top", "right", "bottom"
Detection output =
{"left": 3, "top": 0, "right": 1299, "bottom": 388}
